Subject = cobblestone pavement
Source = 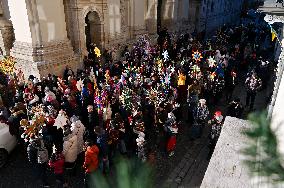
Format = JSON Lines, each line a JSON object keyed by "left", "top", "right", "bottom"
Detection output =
{"left": 0, "top": 70, "right": 274, "bottom": 188}
{"left": 155, "top": 70, "right": 274, "bottom": 188}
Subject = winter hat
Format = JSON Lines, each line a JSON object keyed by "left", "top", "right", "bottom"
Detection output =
{"left": 94, "top": 126, "right": 104, "bottom": 135}
{"left": 199, "top": 99, "right": 206, "bottom": 104}
{"left": 46, "top": 96, "right": 54, "bottom": 103}
{"left": 214, "top": 111, "right": 223, "bottom": 122}
{"left": 70, "top": 115, "right": 79, "bottom": 123}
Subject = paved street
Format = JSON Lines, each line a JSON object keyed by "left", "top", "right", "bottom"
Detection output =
{"left": 155, "top": 69, "right": 274, "bottom": 188}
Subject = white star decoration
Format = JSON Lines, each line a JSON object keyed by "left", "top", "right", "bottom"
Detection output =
{"left": 165, "top": 74, "right": 171, "bottom": 85}
{"left": 162, "top": 50, "right": 169, "bottom": 62}
{"left": 208, "top": 56, "right": 216, "bottom": 68}
{"left": 54, "top": 114, "right": 68, "bottom": 129}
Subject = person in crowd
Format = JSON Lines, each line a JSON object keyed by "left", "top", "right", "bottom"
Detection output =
{"left": 27, "top": 136, "right": 49, "bottom": 187}
{"left": 245, "top": 71, "right": 262, "bottom": 110}
{"left": 165, "top": 111, "right": 178, "bottom": 157}
{"left": 177, "top": 70, "right": 187, "bottom": 103}
{"left": 70, "top": 115, "right": 86, "bottom": 156}
{"left": 62, "top": 125, "right": 78, "bottom": 186}
{"left": 227, "top": 98, "right": 243, "bottom": 118}
{"left": 194, "top": 99, "right": 209, "bottom": 137}
{"left": 62, "top": 126, "right": 78, "bottom": 169}
{"left": 49, "top": 147, "right": 66, "bottom": 188}
{"left": 83, "top": 140, "right": 100, "bottom": 188}
{"left": 208, "top": 111, "right": 224, "bottom": 159}
{"left": 188, "top": 79, "right": 201, "bottom": 123}
{"left": 94, "top": 126, "right": 109, "bottom": 174}
{"left": 85, "top": 105, "right": 98, "bottom": 141}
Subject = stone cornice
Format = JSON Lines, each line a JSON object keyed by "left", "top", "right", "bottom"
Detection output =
{"left": 264, "top": 14, "right": 284, "bottom": 24}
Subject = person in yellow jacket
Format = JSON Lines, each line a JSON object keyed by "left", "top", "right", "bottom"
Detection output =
{"left": 178, "top": 71, "right": 186, "bottom": 86}
{"left": 177, "top": 70, "right": 187, "bottom": 103}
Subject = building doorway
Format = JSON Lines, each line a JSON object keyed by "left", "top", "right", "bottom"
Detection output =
{"left": 85, "top": 11, "right": 102, "bottom": 53}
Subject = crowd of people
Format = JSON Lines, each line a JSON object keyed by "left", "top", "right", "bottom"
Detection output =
{"left": 0, "top": 11, "right": 274, "bottom": 188}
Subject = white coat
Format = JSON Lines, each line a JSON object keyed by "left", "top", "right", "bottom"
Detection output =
{"left": 63, "top": 134, "right": 78, "bottom": 163}
{"left": 103, "top": 105, "right": 112, "bottom": 121}
{"left": 71, "top": 120, "right": 85, "bottom": 154}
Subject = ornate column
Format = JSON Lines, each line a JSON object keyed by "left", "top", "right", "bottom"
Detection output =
{"left": 8, "top": 0, "right": 78, "bottom": 79}
{"left": 0, "top": 1, "right": 14, "bottom": 57}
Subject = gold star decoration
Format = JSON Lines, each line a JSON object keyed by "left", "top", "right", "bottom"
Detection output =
{"left": 0, "top": 56, "right": 16, "bottom": 75}
{"left": 94, "top": 47, "right": 101, "bottom": 57}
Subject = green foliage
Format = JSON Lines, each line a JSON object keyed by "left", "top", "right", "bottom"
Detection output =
{"left": 90, "top": 157, "right": 153, "bottom": 188}
{"left": 242, "top": 111, "right": 284, "bottom": 183}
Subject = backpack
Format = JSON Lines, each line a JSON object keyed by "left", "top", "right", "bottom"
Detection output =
{"left": 37, "top": 140, "right": 49, "bottom": 164}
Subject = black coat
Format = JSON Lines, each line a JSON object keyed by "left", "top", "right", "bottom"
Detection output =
{"left": 27, "top": 141, "right": 39, "bottom": 164}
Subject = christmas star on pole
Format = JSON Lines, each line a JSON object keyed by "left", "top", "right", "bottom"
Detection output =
{"left": 162, "top": 50, "right": 169, "bottom": 62}
{"left": 207, "top": 56, "right": 216, "bottom": 67}
{"left": 192, "top": 51, "right": 203, "bottom": 62}
{"left": 94, "top": 47, "right": 101, "bottom": 57}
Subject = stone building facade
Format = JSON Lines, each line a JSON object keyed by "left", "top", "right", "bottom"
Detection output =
{"left": 193, "top": 0, "right": 245, "bottom": 35}
{"left": 1, "top": 0, "right": 249, "bottom": 78}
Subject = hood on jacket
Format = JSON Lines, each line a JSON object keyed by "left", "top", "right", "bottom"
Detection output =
{"left": 87, "top": 145, "right": 99, "bottom": 155}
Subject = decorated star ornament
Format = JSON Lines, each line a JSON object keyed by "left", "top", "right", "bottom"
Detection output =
{"left": 162, "top": 50, "right": 169, "bottom": 62}
{"left": 0, "top": 56, "right": 16, "bottom": 75}
{"left": 94, "top": 47, "right": 101, "bottom": 57}
{"left": 192, "top": 51, "right": 203, "bottom": 62}
{"left": 207, "top": 56, "right": 216, "bottom": 68}
{"left": 191, "top": 65, "right": 201, "bottom": 72}
{"left": 54, "top": 112, "right": 68, "bottom": 129}
{"left": 210, "top": 72, "right": 217, "bottom": 80}
{"left": 164, "top": 73, "right": 171, "bottom": 85}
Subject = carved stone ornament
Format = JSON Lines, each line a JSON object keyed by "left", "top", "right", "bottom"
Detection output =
{"left": 264, "top": 14, "right": 284, "bottom": 24}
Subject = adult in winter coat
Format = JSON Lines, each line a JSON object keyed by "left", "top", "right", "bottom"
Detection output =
{"left": 94, "top": 126, "right": 109, "bottom": 174}
{"left": 62, "top": 127, "right": 78, "bottom": 166}
{"left": 208, "top": 111, "right": 224, "bottom": 159}
{"left": 227, "top": 98, "right": 243, "bottom": 118}
{"left": 192, "top": 99, "right": 209, "bottom": 138}
{"left": 70, "top": 116, "right": 86, "bottom": 154}
{"left": 49, "top": 149, "right": 65, "bottom": 186}
{"left": 85, "top": 105, "right": 98, "bottom": 141}
{"left": 83, "top": 140, "right": 100, "bottom": 188}
{"left": 27, "top": 137, "right": 50, "bottom": 187}
{"left": 43, "top": 87, "right": 56, "bottom": 103}
{"left": 27, "top": 138, "right": 40, "bottom": 165}
{"left": 245, "top": 71, "right": 262, "bottom": 110}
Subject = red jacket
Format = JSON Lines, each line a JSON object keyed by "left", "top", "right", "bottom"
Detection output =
{"left": 49, "top": 153, "right": 65, "bottom": 174}
{"left": 83, "top": 145, "right": 99, "bottom": 174}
